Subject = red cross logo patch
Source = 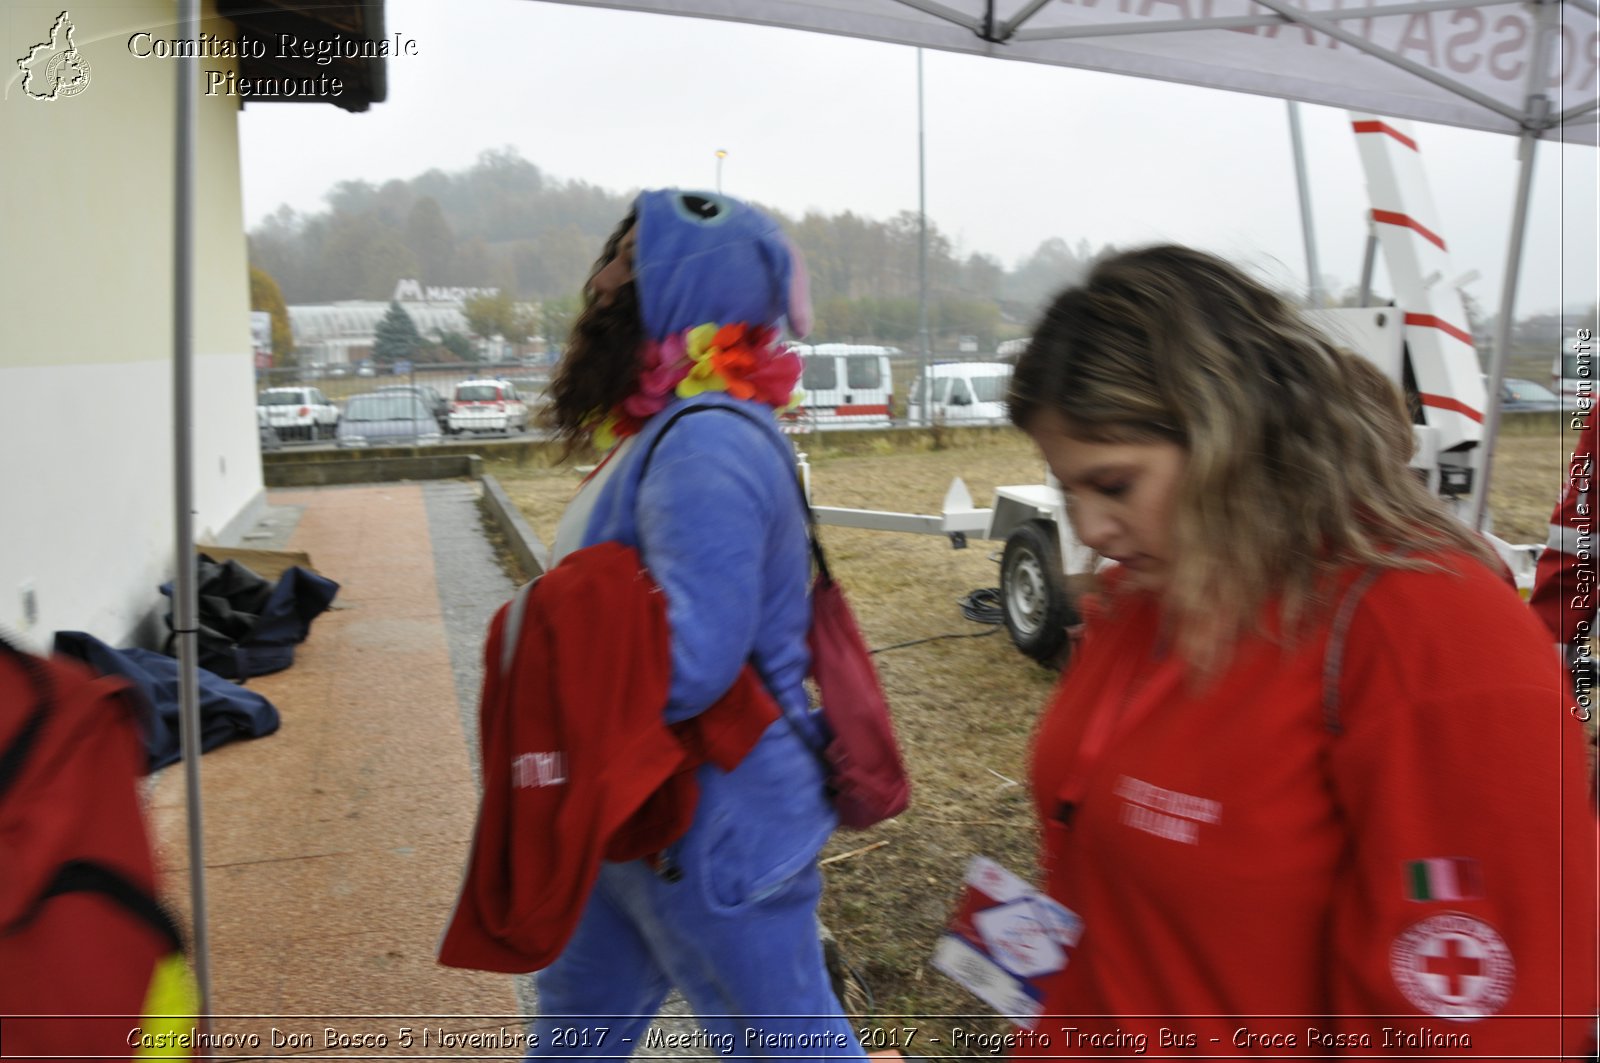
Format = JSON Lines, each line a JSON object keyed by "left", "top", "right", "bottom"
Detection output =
{"left": 1389, "top": 913, "right": 1516, "bottom": 1021}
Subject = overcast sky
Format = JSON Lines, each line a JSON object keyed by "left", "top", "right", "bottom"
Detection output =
{"left": 238, "top": 0, "right": 1598, "bottom": 317}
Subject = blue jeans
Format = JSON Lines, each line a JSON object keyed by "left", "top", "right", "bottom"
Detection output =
{"left": 529, "top": 856, "right": 864, "bottom": 1060}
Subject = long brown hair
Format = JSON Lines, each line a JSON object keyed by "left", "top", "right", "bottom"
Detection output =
{"left": 1010, "top": 245, "right": 1494, "bottom": 668}
{"left": 541, "top": 211, "right": 642, "bottom": 455}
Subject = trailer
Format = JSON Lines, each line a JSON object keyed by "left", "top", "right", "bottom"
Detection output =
{"left": 805, "top": 112, "right": 1544, "bottom": 665}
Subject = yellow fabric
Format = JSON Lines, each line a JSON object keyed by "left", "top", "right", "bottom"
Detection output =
{"left": 133, "top": 953, "right": 199, "bottom": 1059}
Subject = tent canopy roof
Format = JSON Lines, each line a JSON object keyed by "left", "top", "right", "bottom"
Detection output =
{"left": 534, "top": 0, "right": 1598, "bottom": 143}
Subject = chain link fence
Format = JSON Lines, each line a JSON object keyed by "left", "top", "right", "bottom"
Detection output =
{"left": 255, "top": 362, "right": 553, "bottom": 449}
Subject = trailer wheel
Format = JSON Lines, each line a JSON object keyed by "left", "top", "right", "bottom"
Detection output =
{"left": 1001, "top": 520, "right": 1074, "bottom": 667}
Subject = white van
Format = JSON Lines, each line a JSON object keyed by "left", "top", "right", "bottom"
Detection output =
{"left": 908, "top": 361, "right": 1013, "bottom": 426}
{"left": 790, "top": 344, "right": 897, "bottom": 429}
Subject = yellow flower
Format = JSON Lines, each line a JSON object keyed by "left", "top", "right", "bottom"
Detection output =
{"left": 592, "top": 413, "right": 622, "bottom": 451}
{"left": 686, "top": 323, "right": 719, "bottom": 362}
{"left": 677, "top": 356, "right": 730, "bottom": 398}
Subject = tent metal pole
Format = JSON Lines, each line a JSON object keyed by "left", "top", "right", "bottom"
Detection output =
{"left": 917, "top": 47, "right": 932, "bottom": 424}
{"left": 1287, "top": 102, "right": 1323, "bottom": 307}
{"left": 173, "top": 0, "right": 212, "bottom": 1018}
{"left": 1473, "top": 120, "right": 1544, "bottom": 530}
{"left": 1357, "top": 231, "right": 1379, "bottom": 307}
{"left": 1471, "top": 0, "right": 1559, "bottom": 531}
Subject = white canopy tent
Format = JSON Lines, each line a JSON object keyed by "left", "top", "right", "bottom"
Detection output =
{"left": 529, "top": 0, "right": 1597, "bottom": 145}
{"left": 165, "top": 0, "right": 1593, "bottom": 1015}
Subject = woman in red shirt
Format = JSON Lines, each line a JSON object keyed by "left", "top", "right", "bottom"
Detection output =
{"left": 1006, "top": 245, "right": 1596, "bottom": 1058}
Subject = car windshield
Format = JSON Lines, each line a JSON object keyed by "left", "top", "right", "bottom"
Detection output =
{"left": 259, "top": 392, "right": 305, "bottom": 406}
{"left": 345, "top": 396, "right": 431, "bottom": 422}
{"left": 1505, "top": 379, "right": 1556, "bottom": 401}
{"left": 972, "top": 374, "right": 1011, "bottom": 403}
{"left": 456, "top": 385, "right": 502, "bottom": 401}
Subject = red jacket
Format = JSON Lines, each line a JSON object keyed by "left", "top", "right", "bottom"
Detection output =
{"left": 1024, "top": 555, "right": 1597, "bottom": 1058}
{"left": 438, "top": 541, "right": 776, "bottom": 974}
{"left": 0, "top": 645, "right": 178, "bottom": 1061}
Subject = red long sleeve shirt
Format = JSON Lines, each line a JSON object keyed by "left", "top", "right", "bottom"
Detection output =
{"left": 1023, "top": 554, "right": 1597, "bottom": 1059}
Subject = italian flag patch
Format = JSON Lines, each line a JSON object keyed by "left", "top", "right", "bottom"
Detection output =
{"left": 1405, "top": 857, "right": 1483, "bottom": 902}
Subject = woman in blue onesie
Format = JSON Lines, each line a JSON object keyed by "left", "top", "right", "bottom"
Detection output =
{"left": 529, "top": 190, "right": 865, "bottom": 1060}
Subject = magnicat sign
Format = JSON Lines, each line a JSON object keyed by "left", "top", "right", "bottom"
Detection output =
{"left": 392, "top": 280, "right": 500, "bottom": 304}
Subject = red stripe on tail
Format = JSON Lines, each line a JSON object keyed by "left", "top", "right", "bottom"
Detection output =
{"left": 1371, "top": 209, "right": 1447, "bottom": 251}
{"left": 1352, "top": 119, "right": 1420, "bottom": 152}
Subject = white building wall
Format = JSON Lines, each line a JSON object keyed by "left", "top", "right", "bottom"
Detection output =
{"left": 0, "top": 0, "right": 262, "bottom": 651}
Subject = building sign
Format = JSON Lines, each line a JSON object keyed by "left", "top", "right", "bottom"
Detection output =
{"left": 392, "top": 279, "right": 499, "bottom": 304}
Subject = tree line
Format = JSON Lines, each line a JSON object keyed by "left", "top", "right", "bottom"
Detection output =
{"left": 247, "top": 146, "right": 1113, "bottom": 352}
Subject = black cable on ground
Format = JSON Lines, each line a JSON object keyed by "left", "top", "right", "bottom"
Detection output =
{"left": 869, "top": 588, "right": 1005, "bottom": 655}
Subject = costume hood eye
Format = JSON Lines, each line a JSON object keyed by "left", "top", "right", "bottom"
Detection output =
{"left": 679, "top": 194, "right": 722, "bottom": 221}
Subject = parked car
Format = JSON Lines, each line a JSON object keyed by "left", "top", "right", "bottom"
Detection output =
{"left": 448, "top": 378, "right": 529, "bottom": 434}
{"left": 372, "top": 384, "right": 450, "bottom": 431}
{"left": 336, "top": 393, "right": 442, "bottom": 448}
{"left": 908, "top": 361, "right": 1013, "bottom": 425}
{"left": 1499, "top": 376, "right": 1562, "bottom": 413}
{"left": 257, "top": 386, "right": 339, "bottom": 441}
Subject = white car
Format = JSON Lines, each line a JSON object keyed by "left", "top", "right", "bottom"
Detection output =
{"left": 257, "top": 386, "right": 340, "bottom": 441}
{"left": 448, "top": 378, "right": 530, "bottom": 434}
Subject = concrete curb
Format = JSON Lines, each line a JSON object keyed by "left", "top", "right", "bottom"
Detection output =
{"left": 479, "top": 474, "right": 549, "bottom": 581}
{"left": 263, "top": 454, "right": 483, "bottom": 487}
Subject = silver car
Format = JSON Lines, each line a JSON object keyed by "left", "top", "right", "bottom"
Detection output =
{"left": 335, "top": 393, "right": 442, "bottom": 448}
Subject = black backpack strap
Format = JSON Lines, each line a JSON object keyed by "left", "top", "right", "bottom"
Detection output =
{"left": 2, "top": 859, "right": 185, "bottom": 954}
{"left": 638, "top": 404, "right": 832, "bottom": 581}
{"left": 637, "top": 404, "right": 834, "bottom": 758}
{"left": 0, "top": 632, "right": 53, "bottom": 805}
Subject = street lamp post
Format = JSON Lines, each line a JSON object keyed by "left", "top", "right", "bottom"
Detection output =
{"left": 715, "top": 149, "right": 727, "bottom": 193}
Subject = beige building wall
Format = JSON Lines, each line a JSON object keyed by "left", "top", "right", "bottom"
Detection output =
{"left": 1, "top": 0, "right": 264, "bottom": 650}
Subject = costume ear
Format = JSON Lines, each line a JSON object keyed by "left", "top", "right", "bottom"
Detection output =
{"left": 782, "top": 234, "right": 813, "bottom": 338}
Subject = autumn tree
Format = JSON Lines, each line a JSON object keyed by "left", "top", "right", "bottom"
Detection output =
{"left": 249, "top": 266, "right": 296, "bottom": 367}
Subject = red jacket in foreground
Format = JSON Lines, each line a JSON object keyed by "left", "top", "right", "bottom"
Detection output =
{"left": 438, "top": 541, "right": 776, "bottom": 974}
{"left": 1023, "top": 554, "right": 1597, "bottom": 1059}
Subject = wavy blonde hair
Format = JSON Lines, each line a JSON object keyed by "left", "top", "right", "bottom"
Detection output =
{"left": 1008, "top": 245, "right": 1494, "bottom": 669}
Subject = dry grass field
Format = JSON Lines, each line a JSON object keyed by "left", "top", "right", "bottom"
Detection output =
{"left": 484, "top": 412, "right": 1574, "bottom": 1043}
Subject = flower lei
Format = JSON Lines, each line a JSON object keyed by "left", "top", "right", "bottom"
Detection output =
{"left": 589, "top": 322, "right": 804, "bottom": 451}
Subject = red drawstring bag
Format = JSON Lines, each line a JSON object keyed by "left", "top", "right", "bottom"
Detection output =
{"left": 640, "top": 404, "right": 912, "bottom": 830}
{"left": 805, "top": 538, "right": 911, "bottom": 829}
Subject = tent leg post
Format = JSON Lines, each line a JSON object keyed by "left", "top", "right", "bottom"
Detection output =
{"left": 173, "top": 0, "right": 213, "bottom": 1022}
{"left": 1472, "top": 0, "right": 1559, "bottom": 532}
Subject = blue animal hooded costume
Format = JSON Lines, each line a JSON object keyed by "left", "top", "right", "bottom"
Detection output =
{"left": 527, "top": 192, "right": 863, "bottom": 1059}
{"left": 632, "top": 189, "right": 812, "bottom": 341}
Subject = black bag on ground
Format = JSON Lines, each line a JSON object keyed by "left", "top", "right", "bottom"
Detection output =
{"left": 161, "top": 556, "right": 339, "bottom": 680}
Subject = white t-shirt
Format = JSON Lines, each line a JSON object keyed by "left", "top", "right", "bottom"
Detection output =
{"left": 549, "top": 435, "right": 639, "bottom": 566}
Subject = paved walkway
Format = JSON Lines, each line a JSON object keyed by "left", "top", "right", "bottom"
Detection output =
{"left": 149, "top": 482, "right": 528, "bottom": 1050}
{"left": 147, "top": 479, "right": 824, "bottom": 1057}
